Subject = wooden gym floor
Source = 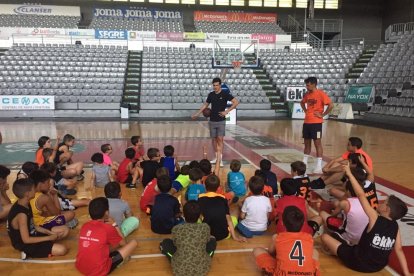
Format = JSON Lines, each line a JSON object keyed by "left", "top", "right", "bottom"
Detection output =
{"left": 0, "top": 119, "right": 413, "bottom": 275}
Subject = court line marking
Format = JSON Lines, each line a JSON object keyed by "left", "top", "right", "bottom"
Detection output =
{"left": 0, "top": 248, "right": 254, "bottom": 264}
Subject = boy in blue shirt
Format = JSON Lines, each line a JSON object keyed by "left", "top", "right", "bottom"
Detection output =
{"left": 185, "top": 168, "right": 206, "bottom": 202}
{"left": 226, "top": 159, "right": 247, "bottom": 203}
{"left": 160, "top": 145, "right": 180, "bottom": 180}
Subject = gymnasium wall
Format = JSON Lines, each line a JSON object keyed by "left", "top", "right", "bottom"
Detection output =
{"left": 0, "top": 0, "right": 413, "bottom": 42}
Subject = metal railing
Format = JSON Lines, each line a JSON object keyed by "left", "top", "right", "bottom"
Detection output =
{"left": 306, "top": 19, "right": 343, "bottom": 33}
{"left": 385, "top": 22, "right": 414, "bottom": 41}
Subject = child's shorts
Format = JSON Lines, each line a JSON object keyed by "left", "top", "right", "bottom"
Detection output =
{"left": 109, "top": 250, "right": 124, "bottom": 273}
{"left": 225, "top": 216, "right": 239, "bottom": 239}
{"left": 121, "top": 217, "right": 140, "bottom": 237}
{"left": 255, "top": 253, "right": 276, "bottom": 274}
{"left": 326, "top": 216, "right": 345, "bottom": 233}
{"left": 22, "top": 240, "right": 54, "bottom": 258}
{"left": 40, "top": 215, "right": 66, "bottom": 230}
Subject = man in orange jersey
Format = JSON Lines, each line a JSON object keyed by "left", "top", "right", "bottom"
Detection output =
{"left": 301, "top": 77, "right": 333, "bottom": 174}
{"left": 253, "top": 206, "right": 320, "bottom": 275}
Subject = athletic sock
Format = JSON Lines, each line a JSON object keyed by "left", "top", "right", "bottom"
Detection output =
{"left": 316, "top": 157, "right": 323, "bottom": 168}
{"left": 303, "top": 154, "right": 310, "bottom": 165}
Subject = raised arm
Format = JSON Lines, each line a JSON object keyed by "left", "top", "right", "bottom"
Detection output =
{"left": 343, "top": 164, "right": 378, "bottom": 230}
{"left": 358, "top": 155, "right": 374, "bottom": 182}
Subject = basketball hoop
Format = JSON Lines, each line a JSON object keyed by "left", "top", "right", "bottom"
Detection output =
{"left": 232, "top": 60, "right": 242, "bottom": 73}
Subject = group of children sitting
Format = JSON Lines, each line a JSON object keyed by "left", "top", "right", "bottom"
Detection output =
{"left": 0, "top": 134, "right": 412, "bottom": 276}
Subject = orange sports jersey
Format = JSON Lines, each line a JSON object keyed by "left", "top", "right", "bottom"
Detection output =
{"left": 35, "top": 148, "right": 44, "bottom": 166}
{"left": 274, "top": 232, "right": 320, "bottom": 276}
{"left": 301, "top": 89, "right": 331, "bottom": 124}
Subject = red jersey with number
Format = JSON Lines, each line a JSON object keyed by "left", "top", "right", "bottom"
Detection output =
{"left": 301, "top": 89, "right": 331, "bottom": 124}
{"left": 274, "top": 232, "right": 319, "bottom": 275}
{"left": 76, "top": 220, "right": 122, "bottom": 276}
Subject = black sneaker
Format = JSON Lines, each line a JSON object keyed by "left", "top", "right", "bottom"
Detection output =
{"left": 126, "top": 183, "right": 136, "bottom": 189}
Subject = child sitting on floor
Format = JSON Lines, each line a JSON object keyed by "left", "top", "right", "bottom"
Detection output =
{"left": 105, "top": 181, "right": 139, "bottom": 237}
{"left": 29, "top": 170, "right": 76, "bottom": 232}
{"left": 160, "top": 201, "right": 216, "bottom": 276}
{"left": 151, "top": 175, "right": 183, "bottom": 234}
{"left": 76, "top": 197, "right": 137, "bottom": 275}
{"left": 253, "top": 206, "right": 320, "bottom": 275}
{"left": 160, "top": 145, "right": 180, "bottom": 180}
{"left": 198, "top": 175, "right": 246, "bottom": 242}
{"left": 7, "top": 178, "right": 68, "bottom": 258}
{"left": 90, "top": 153, "right": 112, "bottom": 189}
{"left": 236, "top": 176, "right": 272, "bottom": 238}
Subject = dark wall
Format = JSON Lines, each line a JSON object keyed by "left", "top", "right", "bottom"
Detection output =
{"left": 382, "top": 0, "right": 414, "bottom": 35}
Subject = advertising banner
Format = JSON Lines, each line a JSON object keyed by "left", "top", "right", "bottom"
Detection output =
{"left": 0, "top": 4, "right": 80, "bottom": 16}
{"left": 183, "top": 32, "right": 205, "bottom": 42}
{"left": 128, "top": 31, "right": 156, "bottom": 40}
{"left": 95, "top": 30, "right": 127, "bottom": 40}
{"left": 94, "top": 7, "right": 182, "bottom": 20}
{"left": 251, "top": 33, "right": 276, "bottom": 43}
{"left": 205, "top": 33, "right": 251, "bottom": 40}
{"left": 0, "top": 95, "right": 55, "bottom": 110}
{"left": 0, "top": 27, "right": 67, "bottom": 39}
{"left": 345, "top": 85, "right": 374, "bottom": 103}
{"left": 156, "top": 32, "right": 183, "bottom": 41}
{"left": 285, "top": 86, "right": 307, "bottom": 102}
{"left": 65, "top": 29, "right": 95, "bottom": 37}
{"left": 194, "top": 11, "right": 277, "bottom": 23}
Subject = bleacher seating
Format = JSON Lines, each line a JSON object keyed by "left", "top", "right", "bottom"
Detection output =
{"left": 140, "top": 46, "right": 270, "bottom": 111}
{"left": 360, "top": 33, "right": 414, "bottom": 118}
{"left": 0, "top": 14, "right": 80, "bottom": 28}
{"left": 194, "top": 21, "right": 285, "bottom": 34}
{"left": 90, "top": 17, "right": 183, "bottom": 32}
{"left": 260, "top": 45, "right": 363, "bottom": 102}
{"left": 0, "top": 44, "right": 127, "bottom": 110}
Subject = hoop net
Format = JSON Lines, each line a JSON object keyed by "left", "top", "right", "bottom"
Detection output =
{"left": 232, "top": 60, "right": 242, "bottom": 73}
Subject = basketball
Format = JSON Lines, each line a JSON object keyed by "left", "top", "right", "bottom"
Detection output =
{"left": 202, "top": 108, "right": 212, "bottom": 117}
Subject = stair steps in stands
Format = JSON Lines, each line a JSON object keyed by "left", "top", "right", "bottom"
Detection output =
{"left": 253, "top": 68, "right": 288, "bottom": 116}
{"left": 122, "top": 51, "right": 142, "bottom": 113}
{"left": 346, "top": 47, "right": 378, "bottom": 79}
{"left": 243, "top": 53, "right": 287, "bottom": 116}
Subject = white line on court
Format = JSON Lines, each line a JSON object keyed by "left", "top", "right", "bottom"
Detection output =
{"left": 0, "top": 248, "right": 255, "bottom": 264}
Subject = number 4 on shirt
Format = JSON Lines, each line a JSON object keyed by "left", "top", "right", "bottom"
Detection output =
{"left": 289, "top": 240, "right": 305, "bottom": 266}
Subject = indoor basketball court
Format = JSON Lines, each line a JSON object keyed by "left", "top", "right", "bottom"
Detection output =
{"left": 0, "top": 119, "right": 413, "bottom": 275}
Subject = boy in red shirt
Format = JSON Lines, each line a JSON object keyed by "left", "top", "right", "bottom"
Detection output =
{"left": 139, "top": 167, "right": 169, "bottom": 214}
{"left": 275, "top": 178, "right": 321, "bottom": 235}
{"left": 76, "top": 197, "right": 137, "bottom": 276}
{"left": 118, "top": 148, "right": 140, "bottom": 189}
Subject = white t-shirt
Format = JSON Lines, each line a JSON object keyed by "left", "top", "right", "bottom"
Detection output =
{"left": 240, "top": 195, "right": 272, "bottom": 231}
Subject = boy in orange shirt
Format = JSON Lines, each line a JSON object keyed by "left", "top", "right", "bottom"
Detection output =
{"left": 253, "top": 206, "right": 320, "bottom": 275}
{"left": 301, "top": 77, "right": 333, "bottom": 174}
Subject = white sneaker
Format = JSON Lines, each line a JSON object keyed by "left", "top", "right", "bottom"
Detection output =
{"left": 220, "top": 160, "right": 224, "bottom": 167}
{"left": 211, "top": 158, "right": 217, "bottom": 164}
{"left": 313, "top": 167, "right": 323, "bottom": 174}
